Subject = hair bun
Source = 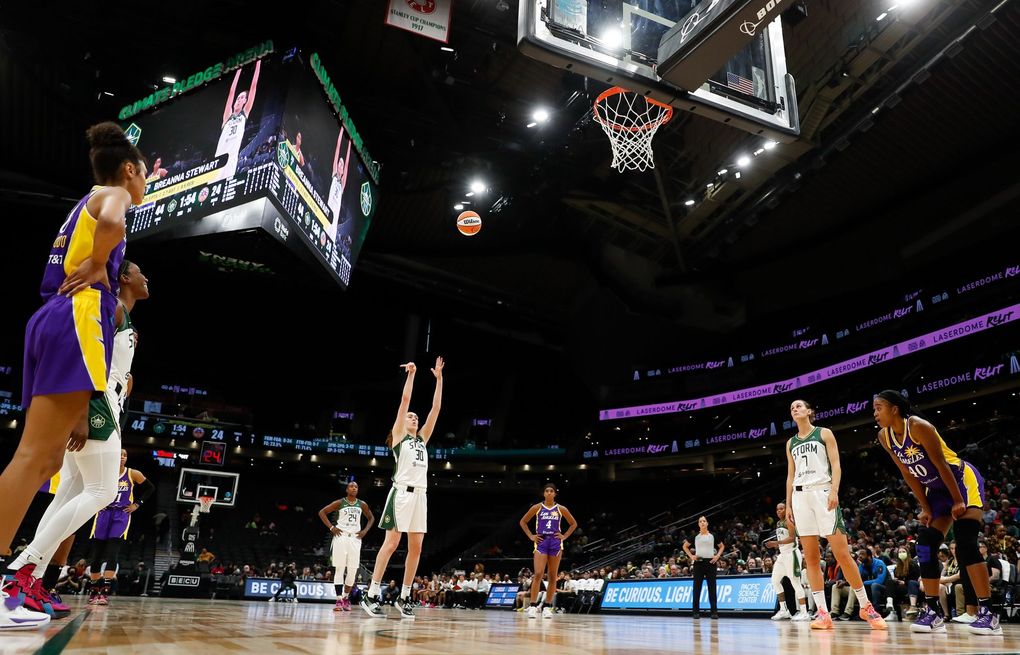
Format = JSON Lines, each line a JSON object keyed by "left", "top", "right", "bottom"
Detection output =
{"left": 86, "top": 122, "right": 129, "bottom": 150}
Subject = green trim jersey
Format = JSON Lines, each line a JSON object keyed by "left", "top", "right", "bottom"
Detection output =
{"left": 109, "top": 307, "right": 136, "bottom": 409}
{"left": 789, "top": 427, "right": 831, "bottom": 487}
{"left": 392, "top": 435, "right": 428, "bottom": 488}
{"left": 335, "top": 498, "right": 364, "bottom": 535}
{"left": 775, "top": 519, "right": 796, "bottom": 554}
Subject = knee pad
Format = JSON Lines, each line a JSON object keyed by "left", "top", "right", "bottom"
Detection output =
{"left": 916, "top": 527, "right": 944, "bottom": 579}
{"left": 953, "top": 519, "right": 982, "bottom": 566}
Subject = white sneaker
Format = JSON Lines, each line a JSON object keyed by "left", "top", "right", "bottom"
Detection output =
{"left": 791, "top": 610, "right": 812, "bottom": 622}
{"left": 771, "top": 608, "right": 791, "bottom": 621}
{"left": 542, "top": 606, "right": 553, "bottom": 619}
{"left": 0, "top": 592, "right": 50, "bottom": 631}
{"left": 268, "top": 597, "right": 275, "bottom": 603}
{"left": 527, "top": 606, "right": 538, "bottom": 619}
{"left": 952, "top": 613, "right": 977, "bottom": 624}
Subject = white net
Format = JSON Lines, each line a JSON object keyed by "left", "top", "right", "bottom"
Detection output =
{"left": 593, "top": 87, "right": 674, "bottom": 172}
{"left": 197, "top": 496, "right": 214, "bottom": 514}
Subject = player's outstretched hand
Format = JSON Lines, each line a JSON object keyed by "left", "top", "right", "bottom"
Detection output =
{"left": 401, "top": 362, "right": 416, "bottom": 374}
{"left": 431, "top": 356, "right": 444, "bottom": 378}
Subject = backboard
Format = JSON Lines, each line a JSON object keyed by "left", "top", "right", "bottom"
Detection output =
{"left": 177, "top": 467, "right": 239, "bottom": 507}
{"left": 518, "top": 0, "right": 800, "bottom": 139}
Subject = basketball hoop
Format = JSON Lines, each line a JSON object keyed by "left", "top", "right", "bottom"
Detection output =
{"left": 593, "top": 87, "right": 674, "bottom": 172}
{"left": 197, "top": 495, "right": 214, "bottom": 514}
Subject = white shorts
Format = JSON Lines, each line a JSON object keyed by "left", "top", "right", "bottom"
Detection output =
{"left": 331, "top": 533, "right": 361, "bottom": 586}
{"left": 791, "top": 488, "right": 846, "bottom": 537}
{"left": 380, "top": 486, "right": 427, "bottom": 534}
{"left": 771, "top": 550, "right": 804, "bottom": 594}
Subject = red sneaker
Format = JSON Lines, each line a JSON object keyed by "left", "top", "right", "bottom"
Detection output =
{"left": 1, "top": 565, "right": 46, "bottom": 614}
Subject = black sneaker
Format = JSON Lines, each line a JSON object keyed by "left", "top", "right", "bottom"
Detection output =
{"left": 710, "top": 612, "right": 719, "bottom": 620}
{"left": 396, "top": 598, "right": 416, "bottom": 620}
{"left": 692, "top": 611, "right": 701, "bottom": 619}
{"left": 838, "top": 613, "right": 852, "bottom": 621}
{"left": 360, "top": 595, "right": 385, "bottom": 618}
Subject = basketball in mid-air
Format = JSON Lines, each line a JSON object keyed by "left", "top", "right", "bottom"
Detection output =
{"left": 456, "top": 211, "right": 482, "bottom": 236}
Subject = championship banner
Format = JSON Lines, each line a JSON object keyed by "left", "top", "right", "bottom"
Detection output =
{"left": 600, "top": 575, "right": 776, "bottom": 612}
{"left": 385, "top": 0, "right": 454, "bottom": 44}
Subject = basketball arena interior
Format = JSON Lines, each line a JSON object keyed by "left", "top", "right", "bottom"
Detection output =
{"left": 1, "top": 0, "right": 1019, "bottom": 652}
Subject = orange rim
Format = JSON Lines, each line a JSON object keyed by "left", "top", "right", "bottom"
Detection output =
{"left": 593, "top": 86, "right": 674, "bottom": 133}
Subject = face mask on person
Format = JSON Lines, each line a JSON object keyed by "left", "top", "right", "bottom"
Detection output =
{"left": 898, "top": 552, "right": 908, "bottom": 561}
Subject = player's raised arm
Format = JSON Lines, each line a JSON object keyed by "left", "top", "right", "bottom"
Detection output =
{"left": 390, "top": 362, "right": 416, "bottom": 444}
{"left": 419, "top": 357, "right": 444, "bottom": 444}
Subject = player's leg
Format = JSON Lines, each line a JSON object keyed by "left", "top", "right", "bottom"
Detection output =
{"left": 397, "top": 531, "right": 423, "bottom": 618}
{"left": 529, "top": 552, "right": 548, "bottom": 618}
{"left": 0, "top": 392, "right": 90, "bottom": 553}
{"left": 910, "top": 513, "right": 950, "bottom": 632}
{"left": 825, "top": 530, "right": 886, "bottom": 628}
{"left": 362, "top": 528, "right": 401, "bottom": 617}
{"left": 543, "top": 553, "right": 561, "bottom": 618}
{"left": 692, "top": 559, "right": 705, "bottom": 616}
{"left": 770, "top": 555, "right": 791, "bottom": 619}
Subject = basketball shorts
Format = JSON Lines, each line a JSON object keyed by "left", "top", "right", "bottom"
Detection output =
{"left": 86, "top": 388, "right": 121, "bottom": 442}
{"left": 22, "top": 289, "right": 116, "bottom": 407}
{"left": 792, "top": 487, "right": 846, "bottom": 537}
{"left": 91, "top": 506, "right": 130, "bottom": 541}
{"left": 771, "top": 550, "right": 803, "bottom": 593}
{"left": 926, "top": 462, "right": 985, "bottom": 519}
{"left": 379, "top": 486, "right": 427, "bottom": 533}
{"left": 535, "top": 535, "right": 562, "bottom": 557}
{"left": 331, "top": 533, "right": 361, "bottom": 586}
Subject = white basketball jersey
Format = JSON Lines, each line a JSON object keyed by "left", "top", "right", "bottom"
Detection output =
{"left": 327, "top": 175, "right": 344, "bottom": 237}
{"left": 790, "top": 427, "right": 831, "bottom": 487}
{"left": 108, "top": 311, "right": 137, "bottom": 410}
{"left": 336, "top": 498, "right": 363, "bottom": 534}
{"left": 215, "top": 111, "right": 247, "bottom": 172}
{"left": 392, "top": 435, "right": 428, "bottom": 488}
{"left": 776, "top": 519, "right": 797, "bottom": 554}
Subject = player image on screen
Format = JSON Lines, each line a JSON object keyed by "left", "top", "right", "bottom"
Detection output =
{"left": 216, "top": 60, "right": 261, "bottom": 181}
{"left": 326, "top": 127, "right": 352, "bottom": 241}
{"left": 147, "top": 157, "right": 168, "bottom": 182}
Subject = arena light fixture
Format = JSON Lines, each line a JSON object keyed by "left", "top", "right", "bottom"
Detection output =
{"left": 736, "top": 155, "right": 751, "bottom": 167}
{"left": 454, "top": 203, "right": 464, "bottom": 210}
{"left": 470, "top": 179, "right": 487, "bottom": 194}
{"left": 532, "top": 107, "right": 550, "bottom": 123}
{"left": 717, "top": 168, "right": 728, "bottom": 175}
{"left": 876, "top": 11, "right": 888, "bottom": 20}
{"left": 763, "top": 141, "right": 778, "bottom": 150}
{"left": 162, "top": 76, "right": 176, "bottom": 84}
{"left": 684, "top": 199, "right": 695, "bottom": 206}
{"left": 600, "top": 27, "right": 624, "bottom": 49}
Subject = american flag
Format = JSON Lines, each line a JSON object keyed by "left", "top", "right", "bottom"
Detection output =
{"left": 726, "top": 71, "right": 754, "bottom": 95}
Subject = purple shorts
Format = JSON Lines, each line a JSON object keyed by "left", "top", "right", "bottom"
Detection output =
{"left": 536, "top": 535, "right": 561, "bottom": 556}
{"left": 91, "top": 508, "right": 130, "bottom": 540}
{"left": 22, "top": 289, "right": 116, "bottom": 408}
{"left": 926, "top": 461, "right": 985, "bottom": 519}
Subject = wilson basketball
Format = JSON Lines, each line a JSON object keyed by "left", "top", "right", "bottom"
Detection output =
{"left": 456, "top": 211, "right": 482, "bottom": 236}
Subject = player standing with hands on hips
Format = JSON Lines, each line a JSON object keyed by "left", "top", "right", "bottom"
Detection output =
{"left": 361, "top": 357, "right": 444, "bottom": 620}
{"left": 319, "top": 481, "right": 374, "bottom": 612}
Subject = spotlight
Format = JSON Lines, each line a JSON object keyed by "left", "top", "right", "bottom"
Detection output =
{"left": 600, "top": 28, "right": 624, "bottom": 49}
{"left": 736, "top": 155, "right": 751, "bottom": 167}
{"left": 532, "top": 107, "right": 550, "bottom": 123}
{"left": 470, "top": 180, "right": 486, "bottom": 194}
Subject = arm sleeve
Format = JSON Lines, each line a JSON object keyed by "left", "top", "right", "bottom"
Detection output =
{"left": 134, "top": 479, "right": 156, "bottom": 504}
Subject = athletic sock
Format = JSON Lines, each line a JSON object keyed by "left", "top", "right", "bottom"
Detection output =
{"left": 401, "top": 585, "right": 411, "bottom": 601}
{"left": 41, "top": 564, "right": 61, "bottom": 590}
{"left": 368, "top": 580, "right": 381, "bottom": 598}
{"left": 925, "top": 596, "right": 942, "bottom": 615}
{"left": 978, "top": 597, "right": 992, "bottom": 611}
{"left": 334, "top": 584, "right": 343, "bottom": 597}
{"left": 852, "top": 586, "right": 869, "bottom": 608}
{"left": 812, "top": 591, "right": 828, "bottom": 613}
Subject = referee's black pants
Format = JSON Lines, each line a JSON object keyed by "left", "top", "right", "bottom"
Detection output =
{"left": 692, "top": 560, "right": 718, "bottom": 614}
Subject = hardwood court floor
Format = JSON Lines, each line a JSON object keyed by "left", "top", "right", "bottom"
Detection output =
{"left": 5, "top": 598, "right": 1019, "bottom": 654}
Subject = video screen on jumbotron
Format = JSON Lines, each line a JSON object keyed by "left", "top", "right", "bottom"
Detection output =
{"left": 123, "top": 47, "right": 378, "bottom": 288}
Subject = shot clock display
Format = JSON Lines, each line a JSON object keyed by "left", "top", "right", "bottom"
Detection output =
{"left": 200, "top": 441, "right": 227, "bottom": 467}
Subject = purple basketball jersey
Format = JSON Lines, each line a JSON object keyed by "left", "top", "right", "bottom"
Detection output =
{"left": 39, "top": 187, "right": 127, "bottom": 300}
{"left": 536, "top": 504, "right": 561, "bottom": 535}
{"left": 91, "top": 469, "right": 133, "bottom": 541}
